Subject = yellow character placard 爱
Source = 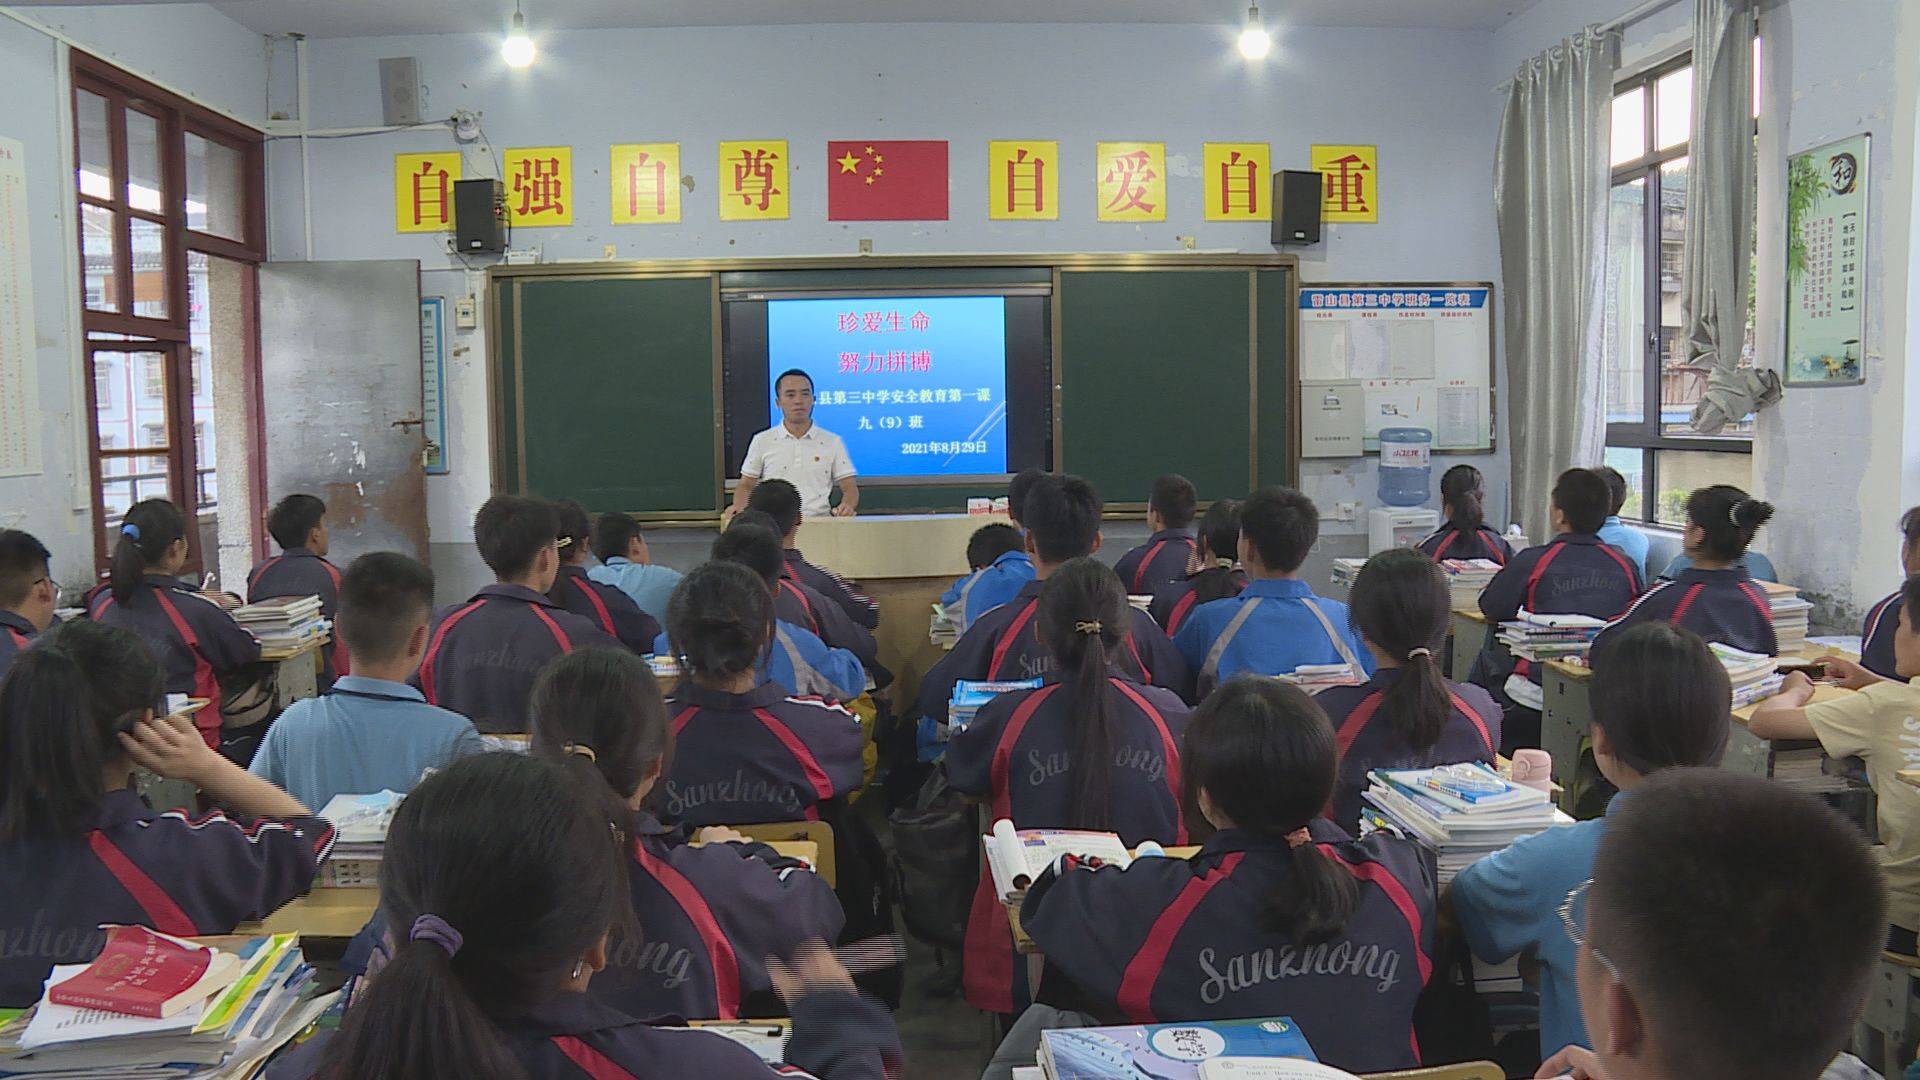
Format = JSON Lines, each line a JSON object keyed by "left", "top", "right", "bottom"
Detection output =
{"left": 1310, "top": 144, "right": 1378, "bottom": 223}
{"left": 611, "top": 143, "right": 681, "bottom": 224}
{"left": 394, "top": 152, "right": 462, "bottom": 233}
{"left": 988, "top": 140, "right": 1058, "bottom": 221}
{"left": 503, "top": 146, "right": 573, "bottom": 227}
{"left": 1095, "top": 142, "right": 1165, "bottom": 223}
{"left": 1202, "top": 142, "right": 1271, "bottom": 221}
{"left": 719, "top": 140, "right": 788, "bottom": 221}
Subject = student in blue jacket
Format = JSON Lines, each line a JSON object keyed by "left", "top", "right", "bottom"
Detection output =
{"left": 1112, "top": 474, "right": 1199, "bottom": 595}
{"left": 1594, "top": 465, "right": 1651, "bottom": 579}
{"left": 530, "top": 648, "right": 844, "bottom": 1022}
{"left": 247, "top": 494, "right": 349, "bottom": 685}
{"left": 588, "top": 511, "right": 684, "bottom": 623}
{"left": 945, "top": 557, "right": 1191, "bottom": 1017}
{"left": 1173, "top": 486, "right": 1370, "bottom": 697}
{"left": 1148, "top": 499, "right": 1246, "bottom": 635}
{"left": 0, "top": 530, "right": 56, "bottom": 683}
{"left": 1314, "top": 549, "right": 1500, "bottom": 833}
{"left": 1449, "top": 621, "right": 1729, "bottom": 1061}
{"left": 1011, "top": 678, "right": 1434, "bottom": 1076}
{"left": 1593, "top": 486, "right": 1777, "bottom": 658}
{"left": 963, "top": 469, "right": 1050, "bottom": 623}
{"left": 918, "top": 474, "right": 1191, "bottom": 728}
{"left": 942, "top": 523, "right": 1025, "bottom": 629}
{"left": 1417, "top": 465, "right": 1513, "bottom": 565}
{"left": 263, "top": 752, "right": 900, "bottom": 1080}
{"left": 660, "top": 561, "right": 866, "bottom": 826}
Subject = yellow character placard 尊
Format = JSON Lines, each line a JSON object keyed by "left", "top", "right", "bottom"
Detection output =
{"left": 719, "top": 140, "right": 788, "bottom": 221}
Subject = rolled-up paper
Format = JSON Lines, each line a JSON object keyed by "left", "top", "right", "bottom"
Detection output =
{"left": 991, "top": 818, "right": 1032, "bottom": 890}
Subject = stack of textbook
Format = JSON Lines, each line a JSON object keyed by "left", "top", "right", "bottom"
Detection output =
{"left": 230, "top": 595, "right": 328, "bottom": 653}
{"left": 1714, "top": 642, "right": 1783, "bottom": 709}
{"left": 1439, "top": 559, "right": 1502, "bottom": 608}
{"left": 1360, "top": 764, "right": 1569, "bottom": 884}
{"left": 918, "top": 678, "right": 1043, "bottom": 762}
{"left": 1035, "top": 1016, "right": 1324, "bottom": 1079}
{"left": 1273, "top": 664, "right": 1363, "bottom": 694}
{"left": 645, "top": 654, "right": 683, "bottom": 682}
{"left": 929, "top": 603, "right": 961, "bottom": 648}
{"left": 1761, "top": 581, "right": 1814, "bottom": 653}
{"left": 0, "top": 928, "right": 333, "bottom": 1079}
{"left": 1329, "top": 558, "right": 1366, "bottom": 594}
{"left": 315, "top": 790, "right": 401, "bottom": 888}
{"left": 1496, "top": 610, "right": 1607, "bottom": 666}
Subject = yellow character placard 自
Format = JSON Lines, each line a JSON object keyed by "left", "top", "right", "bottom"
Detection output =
{"left": 394, "top": 152, "right": 462, "bottom": 233}
{"left": 1202, "top": 142, "right": 1271, "bottom": 221}
{"left": 988, "top": 140, "right": 1058, "bottom": 221}
{"left": 503, "top": 146, "right": 573, "bottom": 227}
{"left": 1310, "top": 144, "right": 1378, "bottom": 223}
{"left": 1095, "top": 142, "right": 1165, "bottom": 223}
{"left": 719, "top": 140, "right": 788, "bottom": 221}
{"left": 611, "top": 143, "right": 681, "bottom": 224}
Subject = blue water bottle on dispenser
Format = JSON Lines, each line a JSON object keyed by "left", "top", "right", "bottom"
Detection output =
{"left": 1377, "top": 427, "right": 1433, "bottom": 507}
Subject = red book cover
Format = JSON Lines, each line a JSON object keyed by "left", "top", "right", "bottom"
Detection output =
{"left": 47, "top": 926, "right": 214, "bottom": 1018}
{"left": 826, "top": 140, "right": 949, "bottom": 221}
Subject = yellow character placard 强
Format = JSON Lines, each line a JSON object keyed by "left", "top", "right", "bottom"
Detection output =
{"left": 1202, "top": 143, "right": 1271, "bottom": 221}
{"left": 611, "top": 143, "right": 681, "bottom": 224}
{"left": 1310, "top": 144, "right": 1378, "bottom": 223}
{"left": 719, "top": 140, "right": 789, "bottom": 221}
{"left": 988, "top": 140, "right": 1058, "bottom": 221}
{"left": 503, "top": 146, "right": 573, "bottom": 227}
{"left": 394, "top": 152, "right": 462, "bottom": 233}
{"left": 1095, "top": 142, "right": 1165, "bottom": 223}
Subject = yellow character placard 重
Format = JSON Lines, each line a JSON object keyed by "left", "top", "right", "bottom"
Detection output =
{"left": 1310, "top": 144, "right": 1378, "bottom": 223}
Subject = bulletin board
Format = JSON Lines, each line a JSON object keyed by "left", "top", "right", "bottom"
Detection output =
{"left": 1298, "top": 283, "right": 1496, "bottom": 453}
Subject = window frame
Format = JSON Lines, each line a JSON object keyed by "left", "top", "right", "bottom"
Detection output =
{"left": 71, "top": 51, "right": 269, "bottom": 576}
{"left": 1603, "top": 53, "right": 1755, "bottom": 526}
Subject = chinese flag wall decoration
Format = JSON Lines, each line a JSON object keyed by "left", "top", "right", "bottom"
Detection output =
{"left": 826, "top": 140, "right": 949, "bottom": 221}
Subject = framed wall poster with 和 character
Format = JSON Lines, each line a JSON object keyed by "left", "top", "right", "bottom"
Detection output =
{"left": 1785, "top": 134, "right": 1868, "bottom": 387}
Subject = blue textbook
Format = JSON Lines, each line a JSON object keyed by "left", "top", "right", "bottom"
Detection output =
{"left": 1038, "top": 1016, "right": 1316, "bottom": 1080}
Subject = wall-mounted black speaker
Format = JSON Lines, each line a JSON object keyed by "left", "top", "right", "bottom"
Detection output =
{"left": 454, "top": 178, "right": 506, "bottom": 254}
{"left": 1272, "top": 170, "right": 1323, "bottom": 246}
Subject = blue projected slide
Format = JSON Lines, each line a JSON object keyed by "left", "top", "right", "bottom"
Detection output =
{"left": 767, "top": 296, "right": 1009, "bottom": 478}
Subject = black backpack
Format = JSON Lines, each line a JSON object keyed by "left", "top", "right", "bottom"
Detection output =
{"left": 887, "top": 770, "right": 977, "bottom": 953}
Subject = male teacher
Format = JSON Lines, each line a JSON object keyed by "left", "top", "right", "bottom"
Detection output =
{"left": 729, "top": 368, "right": 860, "bottom": 519}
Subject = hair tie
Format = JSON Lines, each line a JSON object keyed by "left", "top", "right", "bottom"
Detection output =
{"left": 1407, "top": 647, "right": 1433, "bottom": 660}
{"left": 556, "top": 535, "right": 574, "bottom": 549}
{"left": 1285, "top": 828, "right": 1312, "bottom": 849}
{"left": 564, "top": 743, "right": 598, "bottom": 763}
{"left": 1215, "top": 558, "right": 1235, "bottom": 570}
{"left": 120, "top": 523, "right": 140, "bottom": 541}
{"left": 1728, "top": 502, "right": 1745, "bottom": 526}
{"left": 409, "top": 913, "right": 463, "bottom": 958}
{"left": 1074, "top": 620, "right": 1103, "bottom": 635}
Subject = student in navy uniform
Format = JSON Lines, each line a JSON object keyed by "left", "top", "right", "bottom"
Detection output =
{"left": 0, "top": 530, "right": 57, "bottom": 681}
{"left": 415, "top": 495, "right": 619, "bottom": 734}
{"left": 588, "top": 511, "right": 685, "bottom": 623}
{"left": 1113, "top": 474, "right": 1199, "bottom": 595}
{"left": 530, "top": 648, "right": 844, "bottom": 1021}
{"left": 1593, "top": 486, "right": 1777, "bottom": 659}
{"left": 945, "top": 558, "right": 1192, "bottom": 1017}
{"left": 918, "top": 475, "right": 1191, "bottom": 728}
{"left": 548, "top": 498, "right": 664, "bottom": 655}
{"left": 264, "top": 752, "right": 900, "bottom": 1080}
{"left": 1173, "top": 486, "right": 1371, "bottom": 697}
{"left": 1828, "top": 506, "right": 1920, "bottom": 687}
{"left": 1417, "top": 464, "right": 1513, "bottom": 565}
{"left": 1314, "top": 549, "right": 1500, "bottom": 833}
{"left": 941, "top": 523, "right": 1025, "bottom": 629}
{"left": 731, "top": 509, "right": 886, "bottom": 688}
{"left": 1149, "top": 499, "right": 1246, "bottom": 635}
{"left": 964, "top": 469, "right": 1049, "bottom": 625}
{"left": 1007, "top": 467, "right": 1047, "bottom": 533}
{"left": 1007, "top": 678, "right": 1434, "bottom": 1076}
{"left": 660, "top": 561, "right": 866, "bottom": 826}
{"left": 1473, "top": 469, "right": 1643, "bottom": 748}
{"left": 247, "top": 493, "right": 349, "bottom": 685}
{"left": 0, "top": 620, "right": 334, "bottom": 1007}
{"left": 1535, "top": 771, "right": 1883, "bottom": 1080}
{"left": 750, "top": 478, "right": 882, "bottom": 631}
{"left": 88, "top": 499, "right": 261, "bottom": 748}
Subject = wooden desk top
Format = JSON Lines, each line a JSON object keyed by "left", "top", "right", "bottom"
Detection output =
{"left": 1549, "top": 642, "right": 1860, "bottom": 686}
{"left": 1899, "top": 769, "right": 1920, "bottom": 790}
{"left": 259, "top": 636, "right": 328, "bottom": 662}
{"left": 1451, "top": 608, "right": 1489, "bottom": 625}
{"left": 1732, "top": 683, "right": 1854, "bottom": 726}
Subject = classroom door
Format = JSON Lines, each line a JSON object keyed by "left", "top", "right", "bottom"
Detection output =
{"left": 259, "top": 260, "right": 430, "bottom": 564}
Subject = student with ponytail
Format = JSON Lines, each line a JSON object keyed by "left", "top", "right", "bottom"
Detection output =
{"left": 1418, "top": 464, "right": 1513, "bottom": 565}
{"left": 1011, "top": 678, "right": 1434, "bottom": 1075}
{"left": 659, "top": 561, "right": 865, "bottom": 826}
{"left": 945, "top": 557, "right": 1192, "bottom": 1017}
{"left": 530, "top": 649, "right": 844, "bottom": 1021}
{"left": 266, "top": 752, "right": 900, "bottom": 1080}
{"left": 547, "top": 498, "right": 663, "bottom": 654}
{"left": 0, "top": 620, "right": 333, "bottom": 1007}
{"left": 87, "top": 499, "right": 261, "bottom": 747}
{"left": 1313, "top": 549, "right": 1501, "bottom": 831}
{"left": 1148, "top": 498, "right": 1247, "bottom": 635}
{"left": 1593, "top": 484, "right": 1778, "bottom": 657}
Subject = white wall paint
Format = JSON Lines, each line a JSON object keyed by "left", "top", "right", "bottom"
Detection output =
{"left": 21, "top": 4, "right": 267, "bottom": 126}
{"left": 272, "top": 21, "right": 1511, "bottom": 555}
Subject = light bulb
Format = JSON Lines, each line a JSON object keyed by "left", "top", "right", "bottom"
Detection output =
{"left": 1238, "top": 3, "right": 1271, "bottom": 59}
{"left": 502, "top": 11, "right": 535, "bottom": 68}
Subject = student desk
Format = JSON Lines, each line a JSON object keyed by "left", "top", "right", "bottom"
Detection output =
{"left": 259, "top": 636, "right": 327, "bottom": 711}
{"left": 1449, "top": 609, "right": 1491, "bottom": 683}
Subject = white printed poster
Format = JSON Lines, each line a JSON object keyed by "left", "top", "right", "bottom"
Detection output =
{"left": 0, "top": 136, "right": 41, "bottom": 477}
{"left": 1297, "top": 285, "right": 1494, "bottom": 453}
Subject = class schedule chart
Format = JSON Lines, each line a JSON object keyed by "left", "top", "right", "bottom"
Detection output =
{"left": 767, "top": 295, "right": 1009, "bottom": 477}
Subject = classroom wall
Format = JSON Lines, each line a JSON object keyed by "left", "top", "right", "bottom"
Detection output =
{"left": 1493, "top": 0, "right": 1920, "bottom": 628}
{"left": 267, "top": 21, "right": 1511, "bottom": 586}
{"left": 0, "top": 4, "right": 266, "bottom": 591}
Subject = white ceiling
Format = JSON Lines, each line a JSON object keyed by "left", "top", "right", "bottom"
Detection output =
{"left": 18, "top": 0, "right": 1546, "bottom": 39}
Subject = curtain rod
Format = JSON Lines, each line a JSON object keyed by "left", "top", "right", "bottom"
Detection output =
{"left": 1600, "top": 0, "right": 1687, "bottom": 33}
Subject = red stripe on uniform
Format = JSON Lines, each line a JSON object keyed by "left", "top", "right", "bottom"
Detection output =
{"left": 987, "top": 600, "right": 1041, "bottom": 681}
{"left": 150, "top": 590, "right": 222, "bottom": 748}
{"left": 5, "top": 628, "right": 25, "bottom": 649}
{"left": 1110, "top": 678, "right": 1187, "bottom": 844}
{"left": 1866, "top": 594, "right": 1900, "bottom": 645}
{"left": 779, "top": 579, "right": 819, "bottom": 634}
{"left": 571, "top": 575, "right": 617, "bottom": 636}
{"left": 1334, "top": 692, "right": 1386, "bottom": 757}
{"left": 750, "top": 707, "right": 836, "bottom": 806}
{"left": 1115, "top": 851, "right": 1247, "bottom": 1022}
{"left": 1523, "top": 543, "right": 1567, "bottom": 613}
{"left": 962, "top": 683, "right": 1063, "bottom": 1013}
{"left": 1124, "top": 631, "right": 1151, "bottom": 684}
{"left": 632, "top": 840, "right": 742, "bottom": 1019}
{"left": 1133, "top": 541, "right": 1170, "bottom": 593}
{"left": 1319, "top": 847, "right": 1430, "bottom": 1061}
{"left": 528, "top": 604, "right": 574, "bottom": 651}
{"left": 1430, "top": 530, "right": 1460, "bottom": 562}
{"left": 1167, "top": 590, "right": 1199, "bottom": 635}
{"left": 417, "top": 600, "right": 486, "bottom": 703}
{"left": 1479, "top": 529, "right": 1509, "bottom": 565}
{"left": 88, "top": 832, "right": 197, "bottom": 936}
{"left": 551, "top": 1035, "right": 638, "bottom": 1079}
{"left": 670, "top": 706, "right": 700, "bottom": 737}
{"left": 1737, "top": 581, "right": 1775, "bottom": 624}
{"left": 1449, "top": 691, "right": 1495, "bottom": 755}
{"left": 987, "top": 685, "right": 1062, "bottom": 821}
{"left": 1593, "top": 541, "right": 1638, "bottom": 588}
{"left": 1668, "top": 583, "right": 1708, "bottom": 625}
{"left": 317, "top": 559, "right": 349, "bottom": 675}
{"left": 246, "top": 556, "right": 282, "bottom": 592}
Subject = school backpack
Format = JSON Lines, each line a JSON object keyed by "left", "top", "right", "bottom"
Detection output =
{"left": 886, "top": 770, "right": 976, "bottom": 953}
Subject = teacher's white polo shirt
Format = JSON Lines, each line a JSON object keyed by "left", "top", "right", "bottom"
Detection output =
{"left": 741, "top": 423, "right": 856, "bottom": 517}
